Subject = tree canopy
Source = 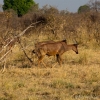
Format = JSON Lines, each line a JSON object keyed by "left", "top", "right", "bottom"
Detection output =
{"left": 78, "top": 5, "right": 90, "bottom": 13}
{"left": 3, "top": 0, "right": 36, "bottom": 16}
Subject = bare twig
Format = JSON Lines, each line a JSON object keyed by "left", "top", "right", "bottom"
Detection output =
{"left": 0, "top": 49, "right": 11, "bottom": 62}
{"left": 18, "top": 21, "right": 41, "bottom": 37}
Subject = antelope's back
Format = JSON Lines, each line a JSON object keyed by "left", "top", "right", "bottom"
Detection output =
{"left": 39, "top": 42, "right": 64, "bottom": 54}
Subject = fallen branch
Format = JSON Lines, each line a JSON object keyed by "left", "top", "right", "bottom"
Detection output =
{"left": 18, "top": 39, "right": 33, "bottom": 64}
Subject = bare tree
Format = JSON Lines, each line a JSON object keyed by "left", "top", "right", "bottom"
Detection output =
{"left": 0, "top": 21, "right": 41, "bottom": 72}
{"left": 89, "top": 0, "right": 100, "bottom": 12}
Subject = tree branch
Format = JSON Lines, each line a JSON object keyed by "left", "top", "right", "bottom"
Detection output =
{"left": 18, "top": 39, "right": 33, "bottom": 64}
{"left": 0, "top": 21, "right": 41, "bottom": 62}
{"left": 0, "top": 21, "right": 41, "bottom": 53}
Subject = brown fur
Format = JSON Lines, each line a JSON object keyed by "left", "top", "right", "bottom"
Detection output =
{"left": 33, "top": 40, "right": 78, "bottom": 67}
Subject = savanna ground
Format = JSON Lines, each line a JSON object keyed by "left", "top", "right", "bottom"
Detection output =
{"left": 0, "top": 45, "right": 100, "bottom": 100}
{"left": 0, "top": 3, "right": 100, "bottom": 100}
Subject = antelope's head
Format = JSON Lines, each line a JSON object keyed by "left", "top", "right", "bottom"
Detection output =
{"left": 72, "top": 44, "right": 78, "bottom": 54}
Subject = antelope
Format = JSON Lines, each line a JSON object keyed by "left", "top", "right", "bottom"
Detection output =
{"left": 32, "top": 40, "right": 78, "bottom": 67}
{"left": 32, "top": 40, "right": 67, "bottom": 65}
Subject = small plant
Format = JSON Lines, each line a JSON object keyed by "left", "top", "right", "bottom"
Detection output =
{"left": 13, "top": 82, "right": 25, "bottom": 89}
{"left": 65, "top": 83, "right": 74, "bottom": 89}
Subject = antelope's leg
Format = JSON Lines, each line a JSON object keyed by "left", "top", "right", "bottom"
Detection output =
{"left": 52, "top": 54, "right": 60, "bottom": 67}
{"left": 59, "top": 56, "right": 63, "bottom": 67}
{"left": 38, "top": 56, "right": 46, "bottom": 67}
{"left": 32, "top": 52, "right": 38, "bottom": 64}
{"left": 56, "top": 54, "right": 62, "bottom": 67}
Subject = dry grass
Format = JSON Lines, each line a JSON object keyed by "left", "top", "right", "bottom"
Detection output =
{"left": 0, "top": 47, "right": 100, "bottom": 100}
{"left": 0, "top": 6, "right": 100, "bottom": 100}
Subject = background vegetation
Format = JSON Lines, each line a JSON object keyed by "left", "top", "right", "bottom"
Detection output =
{"left": 0, "top": 0, "right": 100, "bottom": 100}
{"left": 3, "top": 0, "right": 36, "bottom": 16}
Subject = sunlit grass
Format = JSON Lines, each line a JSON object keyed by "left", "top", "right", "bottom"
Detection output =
{"left": 0, "top": 63, "right": 100, "bottom": 100}
{"left": 0, "top": 44, "right": 100, "bottom": 100}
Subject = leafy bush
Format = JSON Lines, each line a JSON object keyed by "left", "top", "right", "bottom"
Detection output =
{"left": 3, "top": 0, "right": 36, "bottom": 16}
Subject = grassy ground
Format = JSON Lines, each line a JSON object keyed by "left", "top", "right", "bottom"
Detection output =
{"left": 0, "top": 48, "right": 100, "bottom": 100}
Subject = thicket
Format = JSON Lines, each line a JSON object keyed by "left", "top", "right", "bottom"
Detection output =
{"left": 0, "top": 5, "right": 100, "bottom": 68}
{"left": 0, "top": 5, "right": 100, "bottom": 46}
{"left": 3, "top": 0, "right": 36, "bottom": 16}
